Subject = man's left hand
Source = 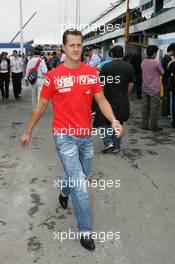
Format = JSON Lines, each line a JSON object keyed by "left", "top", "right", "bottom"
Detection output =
{"left": 111, "top": 121, "right": 123, "bottom": 138}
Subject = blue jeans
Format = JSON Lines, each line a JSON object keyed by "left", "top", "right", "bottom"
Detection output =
{"left": 101, "top": 125, "right": 121, "bottom": 150}
{"left": 54, "top": 134, "right": 93, "bottom": 234}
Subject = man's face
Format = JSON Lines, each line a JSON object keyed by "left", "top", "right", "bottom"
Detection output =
{"left": 13, "top": 51, "right": 18, "bottom": 58}
{"left": 63, "top": 34, "right": 83, "bottom": 62}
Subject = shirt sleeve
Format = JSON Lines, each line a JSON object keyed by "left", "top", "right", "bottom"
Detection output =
{"left": 99, "top": 64, "right": 106, "bottom": 87}
{"left": 40, "top": 72, "right": 55, "bottom": 100}
{"left": 41, "top": 60, "right": 48, "bottom": 75}
{"left": 157, "top": 61, "right": 164, "bottom": 75}
{"left": 92, "top": 69, "right": 102, "bottom": 95}
{"left": 99, "top": 64, "right": 106, "bottom": 76}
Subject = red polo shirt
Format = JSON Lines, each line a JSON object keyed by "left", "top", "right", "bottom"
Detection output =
{"left": 40, "top": 62, "right": 102, "bottom": 136}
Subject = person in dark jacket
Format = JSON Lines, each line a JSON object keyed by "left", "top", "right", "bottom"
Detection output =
{"left": 94, "top": 45, "right": 134, "bottom": 153}
{"left": 130, "top": 54, "right": 142, "bottom": 99}
{"left": 0, "top": 52, "right": 10, "bottom": 100}
{"left": 162, "top": 43, "right": 175, "bottom": 116}
{"left": 51, "top": 51, "right": 60, "bottom": 68}
{"left": 167, "top": 46, "right": 175, "bottom": 128}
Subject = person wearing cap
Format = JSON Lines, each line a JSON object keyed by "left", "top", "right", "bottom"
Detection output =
{"left": 25, "top": 46, "right": 47, "bottom": 110}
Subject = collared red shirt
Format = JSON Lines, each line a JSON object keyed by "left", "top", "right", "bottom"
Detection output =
{"left": 40, "top": 62, "right": 102, "bottom": 136}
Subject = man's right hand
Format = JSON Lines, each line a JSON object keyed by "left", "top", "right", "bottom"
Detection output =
{"left": 20, "top": 98, "right": 49, "bottom": 149}
{"left": 21, "top": 132, "right": 31, "bottom": 148}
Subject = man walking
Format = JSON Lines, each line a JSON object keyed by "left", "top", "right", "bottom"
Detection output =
{"left": 94, "top": 45, "right": 134, "bottom": 153}
{"left": 21, "top": 29, "right": 123, "bottom": 251}
{"left": 141, "top": 45, "right": 164, "bottom": 131}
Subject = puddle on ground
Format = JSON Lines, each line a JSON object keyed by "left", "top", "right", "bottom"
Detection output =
{"left": 28, "top": 191, "right": 45, "bottom": 218}
{"left": 29, "top": 178, "right": 38, "bottom": 184}
{"left": 0, "top": 161, "right": 18, "bottom": 169}
{"left": 27, "top": 236, "right": 42, "bottom": 252}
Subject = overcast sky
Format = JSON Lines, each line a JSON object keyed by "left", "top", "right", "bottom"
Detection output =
{"left": 0, "top": 0, "right": 114, "bottom": 43}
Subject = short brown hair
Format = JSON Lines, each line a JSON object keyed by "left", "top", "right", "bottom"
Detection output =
{"left": 63, "top": 29, "right": 83, "bottom": 45}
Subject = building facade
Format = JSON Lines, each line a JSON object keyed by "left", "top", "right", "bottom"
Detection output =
{"left": 82, "top": 0, "right": 175, "bottom": 57}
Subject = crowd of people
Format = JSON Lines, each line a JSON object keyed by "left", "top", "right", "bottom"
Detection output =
{"left": 1, "top": 41, "right": 175, "bottom": 141}
{"left": 1, "top": 41, "right": 175, "bottom": 133}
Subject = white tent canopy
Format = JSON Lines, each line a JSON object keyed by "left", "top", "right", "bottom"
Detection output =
{"left": 32, "top": 32, "right": 62, "bottom": 46}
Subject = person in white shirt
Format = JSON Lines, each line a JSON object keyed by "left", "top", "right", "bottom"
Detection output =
{"left": 0, "top": 52, "right": 10, "bottom": 100}
{"left": 10, "top": 50, "right": 23, "bottom": 100}
{"left": 86, "top": 47, "right": 102, "bottom": 115}
{"left": 25, "top": 46, "right": 47, "bottom": 110}
{"left": 60, "top": 51, "right": 66, "bottom": 62}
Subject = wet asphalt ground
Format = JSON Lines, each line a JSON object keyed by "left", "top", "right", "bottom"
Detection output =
{"left": 0, "top": 85, "right": 175, "bottom": 264}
